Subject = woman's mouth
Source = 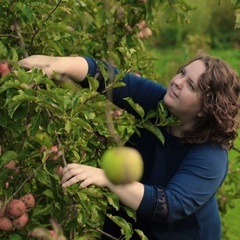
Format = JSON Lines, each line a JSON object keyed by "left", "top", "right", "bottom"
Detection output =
{"left": 169, "top": 86, "right": 178, "bottom": 98}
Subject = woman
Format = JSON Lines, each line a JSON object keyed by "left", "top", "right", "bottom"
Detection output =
{"left": 19, "top": 54, "right": 240, "bottom": 240}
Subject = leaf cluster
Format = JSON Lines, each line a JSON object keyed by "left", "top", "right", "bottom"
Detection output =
{"left": 0, "top": 0, "right": 192, "bottom": 239}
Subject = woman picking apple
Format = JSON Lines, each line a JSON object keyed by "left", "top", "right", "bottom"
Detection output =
{"left": 18, "top": 53, "right": 240, "bottom": 240}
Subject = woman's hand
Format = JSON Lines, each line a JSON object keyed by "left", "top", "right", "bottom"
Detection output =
{"left": 19, "top": 55, "right": 58, "bottom": 79}
{"left": 18, "top": 55, "right": 88, "bottom": 82}
{"left": 61, "top": 163, "right": 111, "bottom": 188}
{"left": 61, "top": 163, "right": 144, "bottom": 210}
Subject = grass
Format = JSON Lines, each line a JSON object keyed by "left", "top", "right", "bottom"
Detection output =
{"left": 147, "top": 47, "right": 240, "bottom": 83}
{"left": 147, "top": 46, "right": 240, "bottom": 239}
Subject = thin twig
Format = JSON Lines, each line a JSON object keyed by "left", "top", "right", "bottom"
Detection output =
{"left": 29, "top": 28, "right": 39, "bottom": 49}
{"left": 167, "top": 0, "right": 180, "bottom": 19}
{"left": 0, "top": 34, "right": 20, "bottom": 39}
{"left": 13, "top": 20, "right": 29, "bottom": 58}
{"left": 45, "top": 0, "right": 63, "bottom": 22}
{"left": 0, "top": 160, "right": 46, "bottom": 212}
{"left": 93, "top": 226, "right": 119, "bottom": 240}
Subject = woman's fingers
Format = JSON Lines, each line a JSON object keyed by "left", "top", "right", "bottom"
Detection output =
{"left": 62, "top": 163, "right": 81, "bottom": 176}
{"left": 62, "top": 173, "right": 86, "bottom": 188}
{"left": 18, "top": 55, "right": 55, "bottom": 78}
{"left": 61, "top": 164, "right": 109, "bottom": 188}
{"left": 61, "top": 164, "right": 85, "bottom": 186}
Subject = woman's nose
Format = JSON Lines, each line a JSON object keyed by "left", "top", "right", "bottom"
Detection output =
{"left": 174, "top": 77, "right": 183, "bottom": 89}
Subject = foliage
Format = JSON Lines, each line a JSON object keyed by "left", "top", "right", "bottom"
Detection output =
{"left": 0, "top": 0, "right": 240, "bottom": 239}
{"left": 150, "top": 0, "right": 240, "bottom": 49}
{"left": 0, "top": 0, "right": 185, "bottom": 239}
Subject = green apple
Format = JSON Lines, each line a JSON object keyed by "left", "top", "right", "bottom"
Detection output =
{"left": 101, "top": 146, "right": 144, "bottom": 184}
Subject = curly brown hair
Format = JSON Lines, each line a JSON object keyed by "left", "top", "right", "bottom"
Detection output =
{"left": 180, "top": 54, "right": 240, "bottom": 149}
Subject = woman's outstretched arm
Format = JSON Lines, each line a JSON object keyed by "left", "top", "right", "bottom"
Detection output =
{"left": 18, "top": 55, "right": 89, "bottom": 82}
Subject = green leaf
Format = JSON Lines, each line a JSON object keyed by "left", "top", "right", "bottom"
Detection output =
{"left": 145, "top": 109, "right": 158, "bottom": 120}
{"left": 157, "top": 101, "right": 168, "bottom": 119}
{"left": 9, "top": 234, "right": 23, "bottom": 240}
{"left": 80, "top": 186, "right": 103, "bottom": 198}
{"left": 0, "top": 151, "right": 18, "bottom": 167}
{"left": 0, "top": 109, "right": 7, "bottom": 127}
{"left": 0, "top": 41, "right": 8, "bottom": 57}
{"left": 12, "top": 89, "right": 35, "bottom": 102}
{"left": 34, "top": 132, "right": 52, "bottom": 149}
{"left": 42, "top": 189, "right": 54, "bottom": 199}
{"left": 8, "top": 102, "right": 27, "bottom": 119}
{"left": 232, "top": 0, "right": 240, "bottom": 8}
{"left": 103, "top": 191, "right": 120, "bottom": 210}
{"left": 47, "top": 122, "right": 57, "bottom": 134}
{"left": 88, "top": 76, "right": 100, "bottom": 91}
{"left": 0, "top": 81, "right": 21, "bottom": 94}
{"left": 65, "top": 120, "right": 71, "bottom": 133}
{"left": 54, "top": 76, "right": 80, "bottom": 92}
{"left": 71, "top": 117, "right": 92, "bottom": 132}
{"left": 31, "top": 204, "right": 54, "bottom": 218}
{"left": 78, "top": 91, "right": 99, "bottom": 104}
{"left": 123, "top": 97, "right": 145, "bottom": 118}
{"left": 48, "top": 22, "right": 75, "bottom": 33}
{"left": 77, "top": 191, "right": 92, "bottom": 214}
{"left": 65, "top": 218, "right": 79, "bottom": 231}
{"left": 29, "top": 113, "right": 42, "bottom": 137}
{"left": 8, "top": 47, "right": 19, "bottom": 61}
{"left": 107, "top": 214, "right": 133, "bottom": 240}
{"left": 14, "top": 2, "right": 35, "bottom": 22}
{"left": 77, "top": 209, "right": 88, "bottom": 225}
{"left": 143, "top": 124, "right": 165, "bottom": 144}
{"left": 35, "top": 169, "right": 50, "bottom": 185}
{"left": 121, "top": 205, "right": 136, "bottom": 220}
{"left": 46, "top": 39, "right": 65, "bottom": 55}
{"left": 134, "top": 229, "right": 148, "bottom": 240}
{"left": 235, "top": 11, "right": 240, "bottom": 28}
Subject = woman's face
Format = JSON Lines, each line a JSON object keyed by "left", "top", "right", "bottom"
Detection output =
{"left": 164, "top": 60, "right": 206, "bottom": 123}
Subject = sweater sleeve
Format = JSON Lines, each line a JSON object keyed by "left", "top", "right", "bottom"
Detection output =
{"left": 137, "top": 185, "right": 168, "bottom": 222}
{"left": 82, "top": 57, "right": 166, "bottom": 115}
{"left": 136, "top": 144, "right": 228, "bottom": 223}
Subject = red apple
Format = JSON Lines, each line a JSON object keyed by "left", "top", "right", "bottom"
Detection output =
{"left": 0, "top": 216, "right": 13, "bottom": 231}
{"left": 12, "top": 212, "right": 29, "bottom": 229}
{"left": 20, "top": 193, "right": 35, "bottom": 210}
{"left": 6, "top": 199, "right": 26, "bottom": 219}
{"left": 0, "top": 61, "right": 11, "bottom": 77}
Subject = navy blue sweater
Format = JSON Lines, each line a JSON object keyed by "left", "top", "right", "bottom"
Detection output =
{"left": 83, "top": 57, "right": 228, "bottom": 240}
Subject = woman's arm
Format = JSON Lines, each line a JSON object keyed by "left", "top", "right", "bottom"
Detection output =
{"left": 61, "top": 163, "right": 144, "bottom": 210}
{"left": 18, "top": 55, "right": 89, "bottom": 82}
{"left": 19, "top": 55, "right": 166, "bottom": 114}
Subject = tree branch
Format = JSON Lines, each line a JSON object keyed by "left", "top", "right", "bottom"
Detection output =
{"left": 14, "top": 19, "right": 29, "bottom": 58}
{"left": 0, "top": 34, "right": 20, "bottom": 39}
{"left": 45, "top": 0, "right": 63, "bottom": 22}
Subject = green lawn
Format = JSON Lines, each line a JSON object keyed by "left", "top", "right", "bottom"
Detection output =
{"left": 223, "top": 136, "right": 240, "bottom": 240}
{"left": 222, "top": 203, "right": 240, "bottom": 240}
{"left": 148, "top": 46, "right": 240, "bottom": 239}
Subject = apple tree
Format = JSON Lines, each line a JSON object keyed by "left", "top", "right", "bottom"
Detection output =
{"left": 0, "top": 0, "right": 239, "bottom": 239}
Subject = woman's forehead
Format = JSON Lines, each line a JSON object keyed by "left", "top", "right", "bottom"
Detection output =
{"left": 185, "top": 60, "right": 206, "bottom": 82}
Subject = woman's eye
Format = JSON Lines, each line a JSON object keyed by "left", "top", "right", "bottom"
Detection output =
{"left": 180, "top": 69, "right": 185, "bottom": 76}
{"left": 188, "top": 81, "right": 195, "bottom": 90}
